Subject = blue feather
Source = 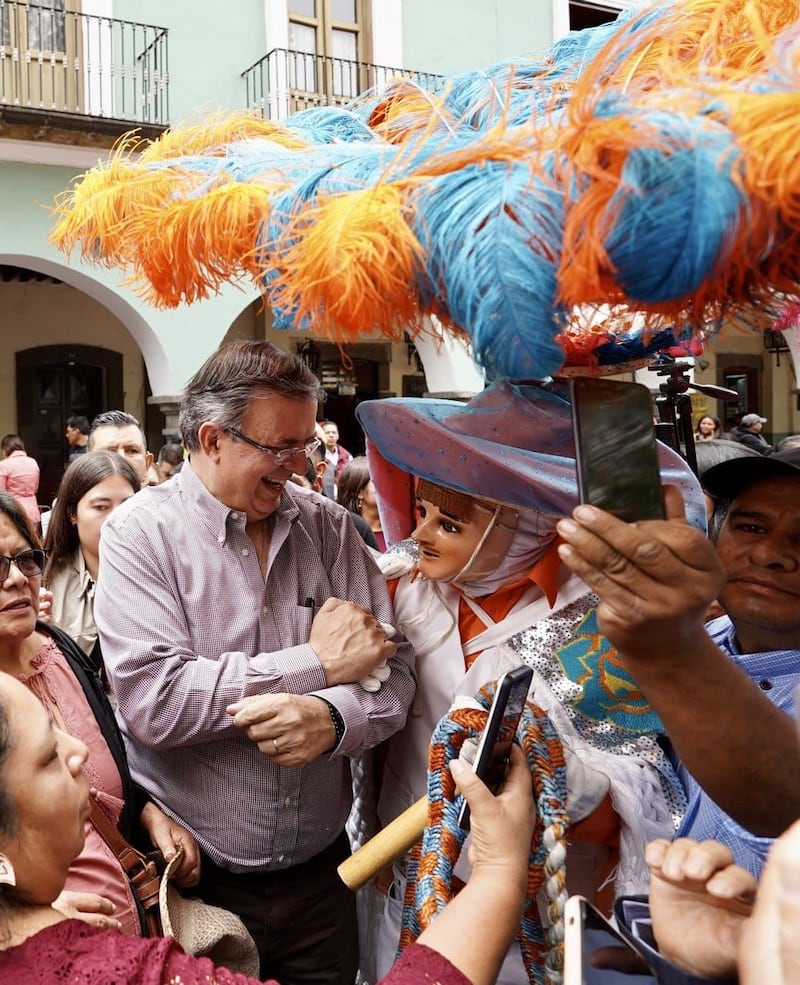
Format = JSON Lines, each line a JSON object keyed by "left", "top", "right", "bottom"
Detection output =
{"left": 411, "top": 159, "right": 568, "bottom": 379}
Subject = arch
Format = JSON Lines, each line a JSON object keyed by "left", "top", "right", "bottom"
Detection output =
{"left": 0, "top": 251, "right": 173, "bottom": 393}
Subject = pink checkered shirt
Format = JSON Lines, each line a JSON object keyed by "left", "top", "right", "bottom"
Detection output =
{"left": 95, "top": 462, "right": 415, "bottom": 872}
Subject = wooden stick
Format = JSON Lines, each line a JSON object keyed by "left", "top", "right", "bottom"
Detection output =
{"left": 338, "top": 796, "right": 428, "bottom": 890}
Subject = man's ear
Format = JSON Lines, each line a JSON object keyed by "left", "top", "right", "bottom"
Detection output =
{"left": 145, "top": 451, "right": 154, "bottom": 471}
{"left": 197, "top": 422, "right": 225, "bottom": 462}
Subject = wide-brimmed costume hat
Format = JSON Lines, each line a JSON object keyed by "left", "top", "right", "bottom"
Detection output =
{"left": 702, "top": 447, "right": 800, "bottom": 501}
{"left": 356, "top": 379, "right": 705, "bottom": 546}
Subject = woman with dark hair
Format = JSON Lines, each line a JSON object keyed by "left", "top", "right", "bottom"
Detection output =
{"left": 44, "top": 452, "right": 140, "bottom": 663}
{"left": 336, "top": 457, "right": 385, "bottom": 551}
{"left": 0, "top": 672, "right": 533, "bottom": 985}
{"left": 694, "top": 415, "right": 722, "bottom": 442}
{"left": 0, "top": 435, "right": 40, "bottom": 528}
{"left": 0, "top": 492, "right": 199, "bottom": 937}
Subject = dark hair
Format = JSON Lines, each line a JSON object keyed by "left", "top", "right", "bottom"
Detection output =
{"left": 0, "top": 436, "right": 24, "bottom": 456}
{"left": 43, "top": 452, "right": 140, "bottom": 583}
{"left": 336, "top": 457, "right": 371, "bottom": 514}
{"left": 0, "top": 493, "right": 41, "bottom": 551}
{"left": 157, "top": 443, "right": 184, "bottom": 467}
{"left": 66, "top": 416, "right": 90, "bottom": 435}
{"left": 179, "top": 341, "right": 324, "bottom": 452}
{"left": 88, "top": 411, "right": 147, "bottom": 451}
{"left": 694, "top": 415, "right": 721, "bottom": 436}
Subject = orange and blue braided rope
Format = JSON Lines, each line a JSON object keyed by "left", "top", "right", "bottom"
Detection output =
{"left": 398, "top": 680, "right": 569, "bottom": 985}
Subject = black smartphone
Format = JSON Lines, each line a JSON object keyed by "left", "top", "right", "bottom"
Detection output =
{"left": 457, "top": 665, "right": 533, "bottom": 831}
{"left": 564, "top": 896, "right": 655, "bottom": 985}
{"left": 570, "top": 377, "right": 665, "bottom": 522}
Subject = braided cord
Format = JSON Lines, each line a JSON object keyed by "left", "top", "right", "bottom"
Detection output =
{"left": 398, "top": 681, "right": 569, "bottom": 985}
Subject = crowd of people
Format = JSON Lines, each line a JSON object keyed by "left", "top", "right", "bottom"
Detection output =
{"left": 0, "top": 339, "right": 798, "bottom": 985}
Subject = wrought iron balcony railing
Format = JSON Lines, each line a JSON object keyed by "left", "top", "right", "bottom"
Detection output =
{"left": 242, "top": 47, "right": 440, "bottom": 120}
{"left": 0, "top": 0, "right": 168, "bottom": 125}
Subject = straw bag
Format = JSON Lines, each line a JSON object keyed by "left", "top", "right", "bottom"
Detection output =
{"left": 159, "top": 850, "right": 260, "bottom": 977}
{"left": 89, "top": 796, "right": 259, "bottom": 976}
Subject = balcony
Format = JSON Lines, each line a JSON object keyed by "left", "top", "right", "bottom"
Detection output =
{"left": 0, "top": 1, "right": 168, "bottom": 143}
{"left": 242, "top": 47, "right": 440, "bottom": 121}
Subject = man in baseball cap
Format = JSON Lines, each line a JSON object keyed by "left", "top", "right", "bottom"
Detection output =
{"left": 556, "top": 445, "right": 800, "bottom": 877}
{"left": 730, "top": 412, "right": 773, "bottom": 455}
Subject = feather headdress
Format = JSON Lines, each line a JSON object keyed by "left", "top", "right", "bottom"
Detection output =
{"left": 51, "top": 0, "right": 800, "bottom": 379}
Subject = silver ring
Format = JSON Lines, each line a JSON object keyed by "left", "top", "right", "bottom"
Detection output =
{"left": 272, "top": 737, "right": 280, "bottom": 754}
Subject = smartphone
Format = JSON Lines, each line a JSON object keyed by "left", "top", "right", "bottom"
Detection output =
{"left": 565, "top": 896, "right": 655, "bottom": 985}
{"left": 457, "top": 665, "right": 533, "bottom": 831}
{"left": 570, "top": 377, "right": 665, "bottom": 522}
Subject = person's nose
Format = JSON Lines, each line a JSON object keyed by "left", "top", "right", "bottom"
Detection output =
{"left": 2, "top": 559, "right": 28, "bottom": 587}
{"left": 751, "top": 534, "right": 800, "bottom": 572}
{"left": 56, "top": 728, "right": 89, "bottom": 773}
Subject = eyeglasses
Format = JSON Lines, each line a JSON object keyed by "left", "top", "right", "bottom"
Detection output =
{"left": 0, "top": 549, "right": 46, "bottom": 582}
{"left": 225, "top": 428, "right": 321, "bottom": 467}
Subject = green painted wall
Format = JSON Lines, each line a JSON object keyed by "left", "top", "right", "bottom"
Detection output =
{"left": 401, "top": 0, "right": 553, "bottom": 76}
{"left": 114, "top": 0, "right": 267, "bottom": 121}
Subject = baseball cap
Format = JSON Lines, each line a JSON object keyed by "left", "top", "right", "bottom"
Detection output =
{"left": 740, "top": 413, "right": 767, "bottom": 426}
{"left": 702, "top": 447, "right": 800, "bottom": 501}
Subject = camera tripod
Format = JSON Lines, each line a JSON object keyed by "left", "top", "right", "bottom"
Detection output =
{"left": 652, "top": 356, "right": 738, "bottom": 475}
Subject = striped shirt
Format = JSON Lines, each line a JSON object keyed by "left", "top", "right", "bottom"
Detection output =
{"left": 95, "top": 462, "right": 415, "bottom": 872}
{"left": 674, "top": 615, "right": 800, "bottom": 876}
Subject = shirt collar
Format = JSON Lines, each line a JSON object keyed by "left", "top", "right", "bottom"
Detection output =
{"left": 178, "top": 459, "right": 300, "bottom": 543}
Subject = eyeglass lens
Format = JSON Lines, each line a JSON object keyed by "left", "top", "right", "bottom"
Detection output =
{"left": 0, "top": 550, "right": 46, "bottom": 581}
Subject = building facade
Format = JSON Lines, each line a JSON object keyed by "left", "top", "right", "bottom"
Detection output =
{"left": 1, "top": 0, "right": 796, "bottom": 502}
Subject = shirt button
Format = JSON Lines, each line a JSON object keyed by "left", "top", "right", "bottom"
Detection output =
{"left": 230, "top": 512, "right": 238, "bottom": 520}
{"left": 217, "top": 536, "right": 225, "bottom": 544}
{"left": 284, "top": 797, "right": 291, "bottom": 807}
{"left": 277, "top": 854, "right": 285, "bottom": 864}
{"left": 242, "top": 548, "right": 250, "bottom": 557}
{"left": 759, "top": 679, "right": 773, "bottom": 691}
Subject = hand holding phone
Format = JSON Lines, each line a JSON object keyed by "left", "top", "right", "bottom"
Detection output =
{"left": 570, "top": 377, "right": 665, "bottom": 523}
{"left": 457, "top": 665, "right": 533, "bottom": 831}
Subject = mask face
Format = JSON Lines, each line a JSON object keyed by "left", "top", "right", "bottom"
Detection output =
{"left": 411, "top": 481, "right": 518, "bottom": 584}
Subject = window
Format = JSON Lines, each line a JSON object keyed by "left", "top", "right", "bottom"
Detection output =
{"left": 287, "top": 0, "right": 370, "bottom": 102}
{"left": 26, "top": 0, "right": 66, "bottom": 52}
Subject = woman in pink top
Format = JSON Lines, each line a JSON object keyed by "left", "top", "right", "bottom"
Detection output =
{"left": 0, "top": 491, "right": 200, "bottom": 936}
{"left": 0, "top": 435, "right": 40, "bottom": 527}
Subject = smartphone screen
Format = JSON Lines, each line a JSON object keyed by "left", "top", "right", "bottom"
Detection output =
{"left": 457, "top": 665, "right": 533, "bottom": 831}
{"left": 564, "top": 896, "right": 655, "bottom": 985}
{"left": 570, "top": 378, "right": 665, "bottom": 522}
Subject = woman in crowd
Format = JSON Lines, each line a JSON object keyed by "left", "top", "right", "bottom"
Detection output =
{"left": 43, "top": 452, "right": 140, "bottom": 665}
{"left": 0, "top": 491, "right": 198, "bottom": 937}
{"left": 694, "top": 415, "right": 722, "bottom": 442}
{"left": 336, "top": 456, "right": 385, "bottom": 551}
{"left": 0, "top": 671, "right": 533, "bottom": 985}
{"left": 0, "top": 435, "right": 40, "bottom": 529}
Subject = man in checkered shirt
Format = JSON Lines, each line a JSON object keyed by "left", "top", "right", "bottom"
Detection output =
{"left": 95, "top": 341, "right": 415, "bottom": 985}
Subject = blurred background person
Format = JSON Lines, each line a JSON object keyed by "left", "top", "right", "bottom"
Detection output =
{"left": 153, "top": 442, "right": 184, "bottom": 483}
{"left": 321, "top": 419, "right": 352, "bottom": 494}
{"left": 694, "top": 414, "right": 722, "bottom": 442}
{"left": 44, "top": 452, "right": 140, "bottom": 666}
{"left": 730, "top": 413, "right": 773, "bottom": 455}
{"left": 0, "top": 435, "right": 40, "bottom": 530}
{"left": 88, "top": 411, "right": 153, "bottom": 484}
{"left": 65, "top": 416, "right": 90, "bottom": 463}
{"left": 336, "top": 457, "right": 385, "bottom": 551}
{"left": 291, "top": 454, "right": 378, "bottom": 550}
